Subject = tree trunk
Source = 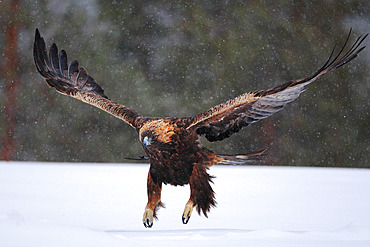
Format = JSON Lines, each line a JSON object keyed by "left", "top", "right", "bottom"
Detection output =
{"left": 1, "top": 0, "right": 20, "bottom": 161}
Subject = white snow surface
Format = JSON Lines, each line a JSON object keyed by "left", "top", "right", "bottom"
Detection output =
{"left": 0, "top": 162, "right": 369, "bottom": 247}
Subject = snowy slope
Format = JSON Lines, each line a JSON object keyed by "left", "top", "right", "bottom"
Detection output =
{"left": 0, "top": 162, "right": 369, "bottom": 247}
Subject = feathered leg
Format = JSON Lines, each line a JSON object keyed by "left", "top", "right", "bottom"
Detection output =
{"left": 182, "top": 164, "right": 216, "bottom": 224}
{"left": 143, "top": 170, "right": 163, "bottom": 228}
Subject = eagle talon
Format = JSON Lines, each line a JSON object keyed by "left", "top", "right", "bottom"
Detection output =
{"left": 182, "top": 214, "right": 190, "bottom": 224}
{"left": 143, "top": 209, "right": 154, "bottom": 228}
{"left": 182, "top": 203, "right": 193, "bottom": 224}
{"left": 144, "top": 219, "right": 153, "bottom": 228}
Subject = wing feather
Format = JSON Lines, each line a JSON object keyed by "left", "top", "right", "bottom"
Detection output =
{"left": 33, "top": 29, "right": 142, "bottom": 129}
{"left": 188, "top": 29, "right": 367, "bottom": 142}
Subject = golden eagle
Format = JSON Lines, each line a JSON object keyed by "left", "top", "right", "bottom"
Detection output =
{"left": 33, "top": 29, "right": 367, "bottom": 228}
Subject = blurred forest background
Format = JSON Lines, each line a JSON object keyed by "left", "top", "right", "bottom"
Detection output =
{"left": 0, "top": 0, "right": 369, "bottom": 167}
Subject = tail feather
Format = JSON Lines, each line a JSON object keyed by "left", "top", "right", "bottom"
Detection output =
{"left": 217, "top": 148, "right": 268, "bottom": 165}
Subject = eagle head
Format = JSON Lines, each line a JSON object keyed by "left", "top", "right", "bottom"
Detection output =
{"left": 139, "top": 119, "right": 177, "bottom": 149}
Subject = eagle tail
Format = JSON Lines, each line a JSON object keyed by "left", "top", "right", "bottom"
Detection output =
{"left": 217, "top": 148, "right": 268, "bottom": 165}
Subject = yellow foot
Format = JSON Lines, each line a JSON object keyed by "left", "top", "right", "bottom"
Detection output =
{"left": 143, "top": 209, "right": 153, "bottom": 228}
{"left": 182, "top": 202, "right": 194, "bottom": 224}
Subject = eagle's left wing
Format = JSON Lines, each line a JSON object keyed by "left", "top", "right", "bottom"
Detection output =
{"left": 33, "top": 29, "right": 143, "bottom": 129}
{"left": 187, "top": 30, "right": 367, "bottom": 142}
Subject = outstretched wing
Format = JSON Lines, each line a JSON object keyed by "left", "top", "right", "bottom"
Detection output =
{"left": 187, "top": 30, "right": 367, "bottom": 142}
{"left": 33, "top": 28, "right": 142, "bottom": 129}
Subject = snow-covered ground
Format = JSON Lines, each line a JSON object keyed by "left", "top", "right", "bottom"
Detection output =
{"left": 0, "top": 162, "right": 369, "bottom": 247}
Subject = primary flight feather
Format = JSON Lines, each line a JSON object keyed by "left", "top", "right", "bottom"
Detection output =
{"left": 33, "top": 28, "right": 367, "bottom": 228}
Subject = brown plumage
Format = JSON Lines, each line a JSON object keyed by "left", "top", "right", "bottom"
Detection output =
{"left": 33, "top": 28, "right": 367, "bottom": 228}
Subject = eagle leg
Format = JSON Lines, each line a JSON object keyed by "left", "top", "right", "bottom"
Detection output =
{"left": 183, "top": 165, "right": 216, "bottom": 224}
{"left": 143, "top": 171, "right": 163, "bottom": 228}
{"left": 182, "top": 200, "right": 194, "bottom": 224}
{"left": 143, "top": 209, "right": 154, "bottom": 228}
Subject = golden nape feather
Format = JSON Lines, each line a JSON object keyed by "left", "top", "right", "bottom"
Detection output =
{"left": 34, "top": 28, "right": 367, "bottom": 228}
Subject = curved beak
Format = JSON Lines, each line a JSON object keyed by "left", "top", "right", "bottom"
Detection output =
{"left": 142, "top": 136, "right": 152, "bottom": 147}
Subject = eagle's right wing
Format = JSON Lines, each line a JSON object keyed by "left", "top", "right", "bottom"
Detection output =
{"left": 33, "top": 29, "right": 142, "bottom": 129}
